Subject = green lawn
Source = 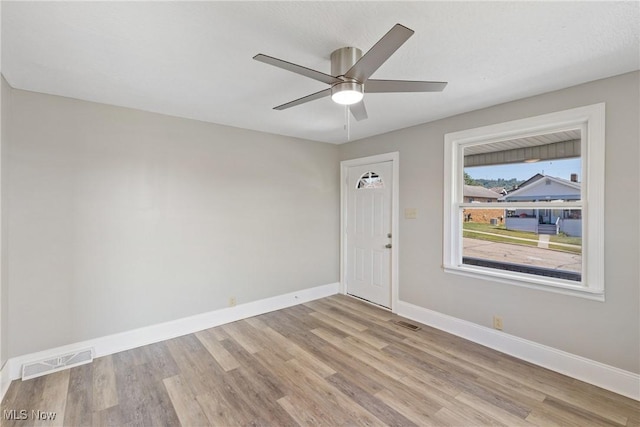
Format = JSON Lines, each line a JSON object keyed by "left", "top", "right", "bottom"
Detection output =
{"left": 463, "top": 222, "right": 538, "bottom": 240}
{"left": 549, "top": 244, "right": 582, "bottom": 254}
{"left": 549, "top": 233, "right": 582, "bottom": 246}
{"left": 462, "top": 230, "right": 538, "bottom": 247}
{"left": 463, "top": 222, "right": 582, "bottom": 254}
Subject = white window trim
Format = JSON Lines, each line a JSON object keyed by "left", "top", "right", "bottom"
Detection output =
{"left": 443, "top": 103, "right": 605, "bottom": 301}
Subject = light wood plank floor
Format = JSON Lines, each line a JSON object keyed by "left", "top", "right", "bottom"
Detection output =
{"left": 2, "top": 295, "right": 638, "bottom": 426}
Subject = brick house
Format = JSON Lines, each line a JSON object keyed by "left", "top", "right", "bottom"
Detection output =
{"left": 463, "top": 185, "right": 503, "bottom": 224}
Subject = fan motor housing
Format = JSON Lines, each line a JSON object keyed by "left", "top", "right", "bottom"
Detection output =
{"left": 331, "top": 47, "right": 363, "bottom": 78}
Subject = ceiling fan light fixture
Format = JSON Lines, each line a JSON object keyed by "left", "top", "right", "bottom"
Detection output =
{"left": 254, "top": 24, "right": 446, "bottom": 121}
{"left": 331, "top": 81, "right": 363, "bottom": 105}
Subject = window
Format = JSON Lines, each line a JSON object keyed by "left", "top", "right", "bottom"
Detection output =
{"left": 357, "top": 171, "right": 384, "bottom": 189}
{"left": 443, "top": 104, "right": 605, "bottom": 300}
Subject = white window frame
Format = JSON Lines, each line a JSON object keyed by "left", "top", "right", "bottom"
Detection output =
{"left": 443, "top": 103, "right": 605, "bottom": 301}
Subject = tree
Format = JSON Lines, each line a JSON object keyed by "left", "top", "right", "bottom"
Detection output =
{"left": 464, "top": 172, "right": 477, "bottom": 185}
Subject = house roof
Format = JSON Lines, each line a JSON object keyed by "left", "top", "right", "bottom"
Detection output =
{"left": 2, "top": 2, "right": 639, "bottom": 144}
{"left": 464, "top": 185, "right": 500, "bottom": 199}
{"left": 499, "top": 175, "right": 581, "bottom": 201}
{"left": 514, "top": 173, "right": 545, "bottom": 190}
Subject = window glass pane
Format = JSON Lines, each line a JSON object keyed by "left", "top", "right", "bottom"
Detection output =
{"left": 460, "top": 132, "right": 583, "bottom": 282}
{"left": 462, "top": 207, "right": 582, "bottom": 282}
{"left": 357, "top": 171, "right": 384, "bottom": 189}
{"left": 463, "top": 131, "right": 582, "bottom": 203}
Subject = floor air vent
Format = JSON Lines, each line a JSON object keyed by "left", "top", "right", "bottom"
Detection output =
{"left": 394, "top": 320, "right": 421, "bottom": 331}
{"left": 22, "top": 348, "right": 94, "bottom": 380}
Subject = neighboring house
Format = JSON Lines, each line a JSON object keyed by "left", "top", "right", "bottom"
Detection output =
{"left": 463, "top": 185, "right": 502, "bottom": 224}
{"left": 490, "top": 186, "right": 508, "bottom": 196}
{"left": 463, "top": 185, "right": 500, "bottom": 203}
{"left": 500, "top": 174, "right": 582, "bottom": 236}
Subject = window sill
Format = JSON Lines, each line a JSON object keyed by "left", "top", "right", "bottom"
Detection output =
{"left": 443, "top": 264, "right": 605, "bottom": 301}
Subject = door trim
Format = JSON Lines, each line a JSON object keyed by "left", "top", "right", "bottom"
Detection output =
{"left": 340, "top": 152, "right": 399, "bottom": 312}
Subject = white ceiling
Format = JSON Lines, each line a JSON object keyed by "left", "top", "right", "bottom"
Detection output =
{"left": 2, "top": 1, "right": 639, "bottom": 144}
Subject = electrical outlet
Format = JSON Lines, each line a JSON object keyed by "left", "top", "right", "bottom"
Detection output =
{"left": 229, "top": 297, "right": 237, "bottom": 307}
{"left": 493, "top": 316, "right": 503, "bottom": 330}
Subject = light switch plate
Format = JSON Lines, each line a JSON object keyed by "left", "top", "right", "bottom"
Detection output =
{"left": 404, "top": 208, "right": 417, "bottom": 219}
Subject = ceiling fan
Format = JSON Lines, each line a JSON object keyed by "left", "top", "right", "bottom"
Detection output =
{"left": 253, "top": 23, "right": 447, "bottom": 121}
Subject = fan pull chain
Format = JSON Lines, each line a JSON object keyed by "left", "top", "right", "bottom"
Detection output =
{"left": 345, "top": 105, "right": 351, "bottom": 141}
{"left": 344, "top": 105, "right": 348, "bottom": 138}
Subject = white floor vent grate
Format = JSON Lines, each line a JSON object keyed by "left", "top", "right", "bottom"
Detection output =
{"left": 22, "top": 348, "right": 94, "bottom": 380}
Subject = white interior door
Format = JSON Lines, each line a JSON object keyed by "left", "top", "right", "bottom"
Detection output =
{"left": 346, "top": 161, "right": 393, "bottom": 308}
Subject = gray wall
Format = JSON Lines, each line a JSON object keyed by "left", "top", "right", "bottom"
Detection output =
{"left": 1, "top": 75, "right": 9, "bottom": 367}
{"left": 6, "top": 88, "right": 340, "bottom": 358}
{"left": 339, "top": 71, "right": 640, "bottom": 373}
{"left": 4, "top": 71, "right": 638, "bottom": 375}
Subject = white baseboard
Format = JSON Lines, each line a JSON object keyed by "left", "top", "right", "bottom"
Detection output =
{"left": 396, "top": 300, "right": 640, "bottom": 401}
{"left": 0, "top": 282, "right": 339, "bottom": 402}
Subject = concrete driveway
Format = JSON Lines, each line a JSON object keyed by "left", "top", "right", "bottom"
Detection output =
{"left": 463, "top": 238, "right": 582, "bottom": 273}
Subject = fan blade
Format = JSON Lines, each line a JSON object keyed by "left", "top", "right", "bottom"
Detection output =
{"left": 344, "top": 24, "right": 414, "bottom": 83}
{"left": 274, "top": 88, "right": 332, "bottom": 110}
{"left": 349, "top": 101, "right": 368, "bottom": 121}
{"left": 365, "top": 79, "right": 448, "bottom": 93}
{"left": 254, "top": 54, "right": 341, "bottom": 85}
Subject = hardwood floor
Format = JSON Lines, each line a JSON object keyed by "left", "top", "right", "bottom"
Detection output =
{"left": 2, "top": 294, "right": 638, "bottom": 426}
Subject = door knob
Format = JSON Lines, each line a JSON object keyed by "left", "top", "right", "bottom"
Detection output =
{"left": 385, "top": 243, "right": 392, "bottom": 249}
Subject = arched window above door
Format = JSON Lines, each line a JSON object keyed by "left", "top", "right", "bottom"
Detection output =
{"left": 357, "top": 171, "right": 384, "bottom": 189}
